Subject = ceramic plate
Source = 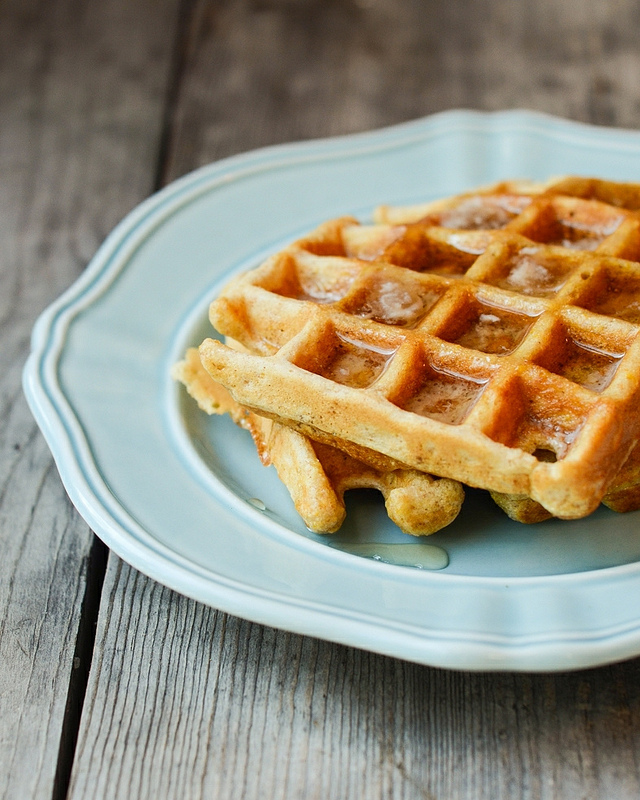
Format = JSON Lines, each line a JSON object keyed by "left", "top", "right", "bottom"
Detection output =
{"left": 24, "top": 110, "right": 640, "bottom": 672}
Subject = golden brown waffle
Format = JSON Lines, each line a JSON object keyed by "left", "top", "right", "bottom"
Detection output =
{"left": 491, "top": 441, "right": 640, "bottom": 523}
{"left": 198, "top": 177, "right": 640, "bottom": 520}
{"left": 174, "top": 347, "right": 464, "bottom": 534}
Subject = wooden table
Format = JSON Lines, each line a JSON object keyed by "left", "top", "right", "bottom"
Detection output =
{"left": 5, "top": 1, "right": 640, "bottom": 797}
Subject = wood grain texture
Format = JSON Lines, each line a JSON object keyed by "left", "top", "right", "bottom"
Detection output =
{"left": 70, "top": 560, "right": 640, "bottom": 800}
{"left": 162, "top": 0, "right": 640, "bottom": 181}
{"left": 0, "top": 0, "right": 181, "bottom": 797}
{"left": 64, "top": 1, "right": 640, "bottom": 799}
{"left": 7, "top": 0, "right": 640, "bottom": 797}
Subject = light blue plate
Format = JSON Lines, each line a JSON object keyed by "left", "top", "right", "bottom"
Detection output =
{"left": 23, "top": 110, "right": 640, "bottom": 671}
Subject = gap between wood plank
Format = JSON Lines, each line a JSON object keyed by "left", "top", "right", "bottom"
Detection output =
{"left": 153, "top": 0, "right": 199, "bottom": 193}
{"left": 51, "top": 536, "right": 108, "bottom": 800}
{"left": 46, "top": 3, "right": 196, "bottom": 796}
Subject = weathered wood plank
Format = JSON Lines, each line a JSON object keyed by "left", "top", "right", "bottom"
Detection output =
{"left": 163, "top": 0, "right": 640, "bottom": 181}
{"left": 67, "top": 0, "right": 640, "bottom": 797}
{"left": 0, "top": 0, "right": 182, "bottom": 797}
{"left": 70, "top": 560, "right": 640, "bottom": 800}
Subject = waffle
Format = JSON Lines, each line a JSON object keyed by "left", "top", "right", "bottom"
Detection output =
{"left": 491, "top": 441, "right": 640, "bottom": 522}
{"left": 174, "top": 346, "right": 464, "bottom": 534}
{"left": 197, "top": 177, "right": 640, "bottom": 521}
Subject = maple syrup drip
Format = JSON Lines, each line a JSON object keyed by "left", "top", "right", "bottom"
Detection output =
{"left": 347, "top": 276, "right": 440, "bottom": 328}
{"left": 324, "top": 335, "right": 397, "bottom": 389}
{"left": 404, "top": 370, "right": 487, "bottom": 425}
{"left": 587, "top": 274, "right": 640, "bottom": 324}
{"left": 453, "top": 303, "right": 536, "bottom": 355}
{"left": 555, "top": 341, "right": 623, "bottom": 392}
{"left": 496, "top": 248, "right": 572, "bottom": 297}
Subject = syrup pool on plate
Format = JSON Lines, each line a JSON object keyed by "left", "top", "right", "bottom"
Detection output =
{"left": 335, "top": 542, "right": 449, "bottom": 570}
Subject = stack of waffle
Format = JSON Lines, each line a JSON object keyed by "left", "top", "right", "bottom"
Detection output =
{"left": 175, "top": 176, "right": 640, "bottom": 534}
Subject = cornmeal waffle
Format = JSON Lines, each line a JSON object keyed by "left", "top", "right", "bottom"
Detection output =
{"left": 198, "top": 177, "right": 640, "bottom": 520}
{"left": 173, "top": 346, "right": 464, "bottom": 534}
{"left": 491, "top": 441, "right": 640, "bottom": 523}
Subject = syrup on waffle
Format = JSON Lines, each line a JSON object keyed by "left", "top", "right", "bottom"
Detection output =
{"left": 173, "top": 346, "right": 464, "bottom": 534}
{"left": 198, "top": 177, "right": 640, "bottom": 521}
